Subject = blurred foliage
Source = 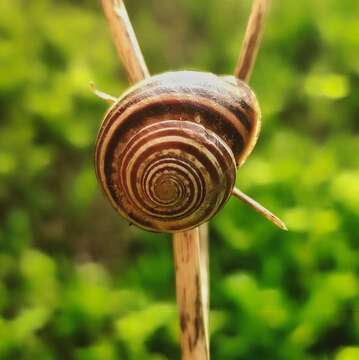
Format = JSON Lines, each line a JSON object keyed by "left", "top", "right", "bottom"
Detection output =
{"left": 0, "top": 0, "right": 358, "bottom": 359}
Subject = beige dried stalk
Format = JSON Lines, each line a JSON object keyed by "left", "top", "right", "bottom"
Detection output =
{"left": 101, "top": 0, "right": 149, "bottom": 84}
{"left": 100, "top": 1, "right": 210, "bottom": 359}
{"left": 235, "top": 0, "right": 270, "bottom": 82}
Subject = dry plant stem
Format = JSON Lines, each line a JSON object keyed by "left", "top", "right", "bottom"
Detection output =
{"left": 101, "top": 0, "right": 149, "bottom": 84}
{"left": 90, "top": 82, "right": 117, "bottom": 104}
{"left": 174, "top": 229, "right": 210, "bottom": 360}
{"left": 100, "top": 1, "right": 210, "bottom": 358}
{"left": 199, "top": 223, "right": 209, "bottom": 342}
{"left": 232, "top": 187, "right": 288, "bottom": 231}
{"left": 235, "top": 0, "right": 270, "bottom": 81}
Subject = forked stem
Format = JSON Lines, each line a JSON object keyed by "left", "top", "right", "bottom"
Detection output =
{"left": 235, "top": 0, "right": 270, "bottom": 82}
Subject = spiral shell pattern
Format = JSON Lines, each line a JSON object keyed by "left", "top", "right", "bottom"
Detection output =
{"left": 95, "top": 71, "right": 260, "bottom": 232}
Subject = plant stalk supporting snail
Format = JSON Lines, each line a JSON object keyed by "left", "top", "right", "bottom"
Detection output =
{"left": 100, "top": 1, "right": 210, "bottom": 359}
{"left": 99, "top": 0, "right": 271, "bottom": 359}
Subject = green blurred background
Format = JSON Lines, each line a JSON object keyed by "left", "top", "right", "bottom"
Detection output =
{"left": 0, "top": 0, "right": 358, "bottom": 359}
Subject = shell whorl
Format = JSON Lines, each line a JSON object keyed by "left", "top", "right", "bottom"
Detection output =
{"left": 95, "top": 71, "right": 261, "bottom": 232}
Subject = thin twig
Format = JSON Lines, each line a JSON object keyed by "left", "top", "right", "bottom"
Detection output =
{"left": 235, "top": 0, "right": 270, "bottom": 82}
{"left": 173, "top": 229, "right": 210, "bottom": 360}
{"left": 101, "top": 0, "right": 149, "bottom": 84}
{"left": 90, "top": 81, "right": 117, "bottom": 104}
{"left": 232, "top": 187, "right": 288, "bottom": 231}
{"left": 100, "top": 2, "right": 210, "bottom": 359}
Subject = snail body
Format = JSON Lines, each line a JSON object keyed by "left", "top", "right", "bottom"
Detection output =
{"left": 95, "top": 71, "right": 261, "bottom": 232}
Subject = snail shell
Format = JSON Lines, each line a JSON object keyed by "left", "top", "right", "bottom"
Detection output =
{"left": 95, "top": 71, "right": 261, "bottom": 232}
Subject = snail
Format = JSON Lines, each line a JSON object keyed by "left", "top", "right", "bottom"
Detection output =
{"left": 93, "top": 70, "right": 287, "bottom": 233}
